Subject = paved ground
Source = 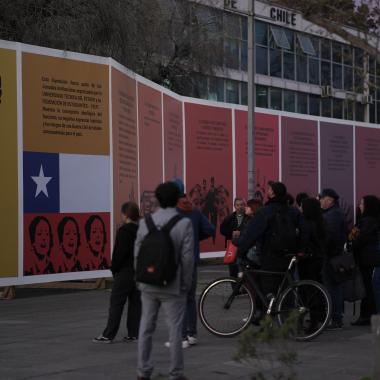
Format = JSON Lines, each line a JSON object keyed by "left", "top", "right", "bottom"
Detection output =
{"left": 0, "top": 265, "right": 376, "bottom": 380}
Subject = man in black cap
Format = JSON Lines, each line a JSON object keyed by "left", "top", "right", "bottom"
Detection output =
{"left": 234, "top": 181, "right": 300, "bottom": 297}
{"left": 319, "top": 188, "right": 348, "bottom": 330}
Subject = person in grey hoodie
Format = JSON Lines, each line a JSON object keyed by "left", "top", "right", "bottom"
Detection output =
{"left": 135, "top": 182, "right": 194, "bottom": 380}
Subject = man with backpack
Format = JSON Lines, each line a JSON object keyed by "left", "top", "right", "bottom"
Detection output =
{"left": 134, "top": 182, "right": 194, "bottom": 380}
{"left": 234, "top": 181, "right": 300, "bottom": 297}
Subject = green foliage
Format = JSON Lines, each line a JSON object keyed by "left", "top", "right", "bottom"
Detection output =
{"left": 235, "top": 314, "right": 299, "bottom": 380}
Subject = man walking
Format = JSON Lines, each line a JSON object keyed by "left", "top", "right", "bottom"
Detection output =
{"left": 135, "top": 182, "right": 194, "bottom": 380}
{"left": 319, "top": 188, "right": 347, "bottom": 330}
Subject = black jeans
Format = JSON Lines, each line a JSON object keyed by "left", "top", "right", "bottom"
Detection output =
{"left": 103, "top": 268, "right": 141, "bottom": 339}
{"left": 359, "top": 265, "right": 376, "bottom": 319}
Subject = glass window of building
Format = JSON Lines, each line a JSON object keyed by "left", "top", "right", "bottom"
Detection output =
{"left": 241, "top": 16, "right": 248, "bottom": 41}
{"left": 241, "top": 82, "right": 248, "bottom": 105}
{"left": 344, "top": 99, "right": 354, "bottom": 120}
{"left": 321, "top": 39, "right": 331, "bottom": 60}
{"left": 297, "top": 34, "right": 316, "bottom": 56}
{"left": 226, "top": 80, "right": 239, "bottom": 103}
{"left": 376, "top": 76, "right": 380, "bottom": 99}
{"left": 321, "top": 98, "right": 332, "bottom": 117}
{"left": 356, "top": 102, "right": 365, "bottom": 121}
{"left": 256, "top": 85, "right": 268, "bottom": 108}
{"left": 297, "top": 54, "right": 308, "bottom": 83}
{"left": 270, "top": 25, "right": 291, "bottom": 50}
{"left": 209, "top": 76, "right": 224, "bottom": 102}
{"left": 377, "top": 102, "right": 380, "bottom": 124}
{"left": 343, "top": 45, "right": 353, "bottom": 66}
{"left": 309, "top": 95, "right": 320, "bottom": 116}
{"left": 256, "top": 46, "right": 268, "bottom": 75}
{"left": 193, "top": 74, "right": 208, "bottom": 99}
{"left": 321, "top": 61, "right": 331, "bottom": 86}
{"left": 255, "top": 21, "right": 268, "bottom": 45}
{"left": 283, "top": 52, "right": 295, "bottom": 80}
{"left": 370, "top": 103, "right": 376, "bottom": 123}
{"left": 309, "top": 58, "right": 320, "bottom": 85}
{"left": 355, "top": 48, "right": 364, "bottom": 67}
{"left": 270, "top": 87, "right": 282, "bottom": 110}
{"left": 224, "top": 38, "right": 239, "bottom": 70}
{"left": 284, "top": 90, "right": 296, "bottom": 112}
{"left": 297, "top": 92, "right": 308, "bottom": 114}
{"left": 333, "top": 64, "right": 343, "bottom": 89}
{"left": 369, "top": 56, "right": 376, "bottom": 75}
{"left": 270, "top": 48, "right": 282, "bottom": 77}
{"left": 354, "top": 68, "right": 364, "bottom": 93}
{"left": 333, "top": 98, "right": 343, "bottom": 119}
{"left": 344, "top": 66, "right": 353, "bottom": 91}
{"left": 284, "top": 29, "right": 295, "bottom": 51}
{"left": 311, "top": 37, "right": 320, "bottom": 57}
{"left": 241, "top": 40, "right": 248, "bottom": 71}
{"left": 332, "top": 42, "right": 342, "bottom": 63}
{"left": 369, "top": 75, "right": 376, "bottom": 98}
{"left": 224, "top": 13, "right": 241, "bottom": 39}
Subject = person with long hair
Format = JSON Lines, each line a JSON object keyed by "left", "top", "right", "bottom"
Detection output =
{"left": 351, "top": 195, "right": 380, "bottom": 325}
{"left": 93, "top": 202, "right": 141, "bottom": 343}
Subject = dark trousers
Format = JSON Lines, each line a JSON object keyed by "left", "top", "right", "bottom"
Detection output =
{"left": 103, "top": 268, "right": 141, "bottom": 339}
{"left": 359, "top": 265, "right": 376, "bottom": 319}
{"left": 322, "top": 262, "right": 344, "bottom": 324}
{"left": 228, "top": 262, "right": 239, "bottom": 278}
{"left": 298, "top": 258, "right": 323, "bottom": 283}
{"left": 182, "top": 266, "right": 198, "bottom": 339}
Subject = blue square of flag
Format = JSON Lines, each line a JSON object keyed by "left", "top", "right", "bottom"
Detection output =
{"left": 24, "top": 151, "right": 60, "bottom": 213}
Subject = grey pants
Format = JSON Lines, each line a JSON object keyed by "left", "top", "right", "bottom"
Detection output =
{"left": 137, "top": 291, "right": 186, "bottom": 380}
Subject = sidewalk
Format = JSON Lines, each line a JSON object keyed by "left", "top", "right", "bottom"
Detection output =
{"left": 0, "top": 265, "right": 374, "bottom": 380}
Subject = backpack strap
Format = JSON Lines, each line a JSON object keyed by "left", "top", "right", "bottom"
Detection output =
{"left": 145, "top": 214, "right": 157, "bottom": 233}
{"left": 162, "top": 214, "right": 183, "bottom": 233}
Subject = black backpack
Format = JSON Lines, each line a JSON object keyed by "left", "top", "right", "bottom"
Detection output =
{"left": 267, "top": 206, "right": 298, "bottom": 256}
{"left": 136, "top": 214, "right": 183, "bottom": 286}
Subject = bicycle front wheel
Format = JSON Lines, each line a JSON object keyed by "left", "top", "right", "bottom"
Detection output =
{"left": 198, "top": 277, "right": 255, "bottom": 337}
{"left": 276, "top": 280, "right": 332, "bottom": 342}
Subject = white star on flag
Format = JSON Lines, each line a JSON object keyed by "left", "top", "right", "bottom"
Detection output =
{"left": 31, "top": 165, "right": 52, "bottom": 198}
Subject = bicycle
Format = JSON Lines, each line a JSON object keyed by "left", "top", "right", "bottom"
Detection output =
{"left": 198, "top": 254, "right": 332, "bottom": 342}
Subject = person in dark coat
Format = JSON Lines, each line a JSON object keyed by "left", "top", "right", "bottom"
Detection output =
{"left": 172, "top": 177, "right": 215, "bottom": 347}
{"left": 234, "top": 182, "right": 300, "bottom": 297}
{"left": 220, "top": 197, "right": 250, "bottom": 278}
{"left": 319, "top": 188, "right": 348, "bottom": 330}
{"left": 350, "top": 195, "right": 380, "bottom": 325}
{"left": 93, "top": 202, "right": 141, "bottom": 343}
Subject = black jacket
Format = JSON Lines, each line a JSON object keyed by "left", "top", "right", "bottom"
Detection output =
{"left": 299, "top": 217, "right": 326, "bottom": 258}
{"left": 353, "top": 216, "right": 380, "bottom": 267}
{"left": 220, "top": 212, "right": 250, "bottom": 246}
{"left": 234, "top": 198, "right": 300, "bottom": 269}
{"left": 111, "top": 223, "right": 138, "bottom": 275}
{"left": 322, "top": 204, "right": 347, "bottom": 257}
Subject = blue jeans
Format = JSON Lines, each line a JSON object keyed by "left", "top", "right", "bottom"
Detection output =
{"left": 322, "top": 263, "right": 344, "bottom": 323}
{"left": 182, "top": 265, "right": 198, "bottom": 338}
{"left": 373, "top": 267, "right": 380, "bottom": 314}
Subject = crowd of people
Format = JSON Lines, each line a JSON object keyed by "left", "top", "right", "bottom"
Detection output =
{"left": 90, "top": 177, "right": 380, "bottom": 380}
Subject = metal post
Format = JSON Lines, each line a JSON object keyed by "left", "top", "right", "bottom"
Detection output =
{"left": 247, "top": 0, "right": 255, "bottom": 199}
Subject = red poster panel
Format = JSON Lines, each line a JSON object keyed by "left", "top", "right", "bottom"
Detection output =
{"left": 320, "top": 122, "right": 354, "bottom": 227}
{"left": 24, "top": 212, "right": 110, "bottom": 275}
{"left": 163, "top": 94, "right": 183, "bottom": 181}
{"left": 138, "top": 83, "right": 163, "bottom": 216}
{"left": 235, "top": 110, "right": 279, "bottom": 201}
{"left": 282, "top": 117, "right": 318, "bottom": 197}
{"left": 185, "top": 103, "right": 233, "bottom": 252}
{"left": 112, "top": 68, "right": 138, "bottom": 230}
{"left": 356, "top": 127, "right": 380, "bottom": 205}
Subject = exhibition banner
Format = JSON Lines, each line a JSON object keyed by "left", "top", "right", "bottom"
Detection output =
{"left": 0, "top": 47, "right": 18, "bottom": 277}
{"left": 281, "top": 117, "right": 319, "bottom": 198}
{"left": 185, "top": 102, "right": 233, "bottom": 252}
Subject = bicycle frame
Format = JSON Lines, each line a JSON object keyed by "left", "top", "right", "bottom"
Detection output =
{"left": 238, "top": 256, "right": 298, "bottom": 315}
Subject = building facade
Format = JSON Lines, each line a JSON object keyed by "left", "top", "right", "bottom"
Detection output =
{"left": 188, "top": 0, "right": 380, "bottom": 124}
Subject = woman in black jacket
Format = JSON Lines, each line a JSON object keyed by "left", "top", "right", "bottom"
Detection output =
{"left": 351, "top": 195, "right": 380, "bottom": 326}
{"left": 93, "top": 202, "right": 141, "bottom": 343}
{"left": 298, "top": 197, "right": 327, "bottom": 283}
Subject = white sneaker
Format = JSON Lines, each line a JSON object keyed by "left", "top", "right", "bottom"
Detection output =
{"left": 187, "top": 336, "right": 198, "bottom": 345}
{"left": 164, "top": 340, "right": 190, "bottom": 349}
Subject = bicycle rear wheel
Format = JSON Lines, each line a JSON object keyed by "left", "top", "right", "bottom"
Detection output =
{"left": 198, "top": 277, "right": 255, "bottom": 337}
{"left": 276, "top": 280, "right": 331, "bottom": 341}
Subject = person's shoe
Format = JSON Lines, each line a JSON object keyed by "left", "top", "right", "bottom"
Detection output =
{"left": 350, "top": 317, "right": 371, "bottom": 326}
{"left": 164, "top": 340, "right": 190, "bottom": 349}
{"left": 187, "top": 336, "right": 198, "bottom": 346}
{"left": 326, "top": 321, "right": 343, "bottom": 331}
{"left": 123, "top": 336, "right": 138, "bottom": 342}
{"left": 92, "top": 335, "right": 112, "bottom": 343}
